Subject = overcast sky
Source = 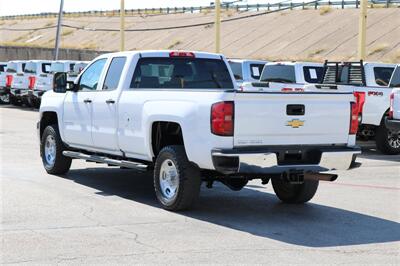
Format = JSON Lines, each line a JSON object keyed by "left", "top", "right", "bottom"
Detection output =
{"left": 0, "top": 0, "right": 291, "bottom": 16}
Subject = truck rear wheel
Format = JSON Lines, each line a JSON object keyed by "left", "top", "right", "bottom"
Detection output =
{"left": 272, "top": 178, "right": 319, "bottom": 204}
{"left": 0, "top": 93, "right": 9, "bottom": 104}
{"left": 9, "top": 95, "right": 22, "bottom": 106}
{"left": 154, "top": 145, "right": 201, "bottom": 211}
{"left": 375, "top": 123, "right": 400, "bottom": 155}
{"left": 41, "top": 124, "right": 72, "bottom": 174}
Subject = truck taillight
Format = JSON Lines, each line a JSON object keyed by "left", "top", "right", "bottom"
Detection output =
{"left": 28, "top": 76, "right": 36, "bottom": 90}
{"left": 389, "top": 92, "right": 394, "bottom": 119}
{"left": 6, "top": 75, "right": 13, "bottom": 87}
{"left": 354, "top": 91, "right": 366, "bottom": 115}
{"left": 211, "top": 101, "right": 234, "bottom": 136}
{"left": 169, "top": 51, "right": 195, "bottom": 58}
{"left": 349, "top": 102, "right": 360, "bottom": 135}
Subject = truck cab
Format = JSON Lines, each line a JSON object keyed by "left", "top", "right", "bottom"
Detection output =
{"left": 228, "top": 59, "right": 268, "bottom": 85}
{"left": 241, "top": 62, "right": 324, "bottom": 92}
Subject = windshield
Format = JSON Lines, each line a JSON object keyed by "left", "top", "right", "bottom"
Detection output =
{"left": 130, "top": 57, "right": 234, "bottom": 89}
{"left": 24, "top": 62, "right": 37, "bottom": 74}
{"left": 229, "top": 61, "right": 243, "bottom": 80}
{"left": 261, "top": 65, "right": 296, "bottom": 83}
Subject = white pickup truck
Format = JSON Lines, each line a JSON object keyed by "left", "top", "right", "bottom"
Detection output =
{"left": 0, "top": 62, "right": 9, "bottom": 104}
{"left": 28, "top": 60, "right": 89, "bottom": 108}
{"left": 5, "top": 60, "right": 26, "bottom": 106}
{"left": 385, "top": 66, "right": 400, "bottom": 135}
{"left": 38, "top": 50, "right": 360, "bottom": 211}
{"left": 241, "top": 62, "right": 324, "bottom": 92}
{"left": 305, "top": 61, "right": 398, "bottom": 154}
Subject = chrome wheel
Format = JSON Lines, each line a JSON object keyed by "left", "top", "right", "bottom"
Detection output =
{"left": 388, "top": 130, "right": 400, "bottom": 149}
{"left": 44, "top": 135, "right": 56, "bottom": 167}
{"left": 159, "top": 159, "right": 179, "bottom": 202}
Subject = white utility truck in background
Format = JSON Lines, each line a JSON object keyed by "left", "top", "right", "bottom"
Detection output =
{"left": 385, "top": 66, "right": 400, "bottom": 134}
{"left": 305, "top": 61, "right": 398, "bottom": 154}
{"left": 22, "top": 60, "right": 52, "bottom": 108}
{"left": 228, "top": 59, "right": 268, "bottom": 85}
{"left": 240, "top": 62, "right": 324, "bottom": 92}
{"left": 38, "top": 50, "right": 360, "bottom": 211}
{"left": 0, "top": 62, "right": 9, "bottom": 104}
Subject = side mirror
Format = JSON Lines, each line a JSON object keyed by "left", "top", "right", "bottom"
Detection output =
{"left": 53, "top": 72, "right": 67, "bottom": 93}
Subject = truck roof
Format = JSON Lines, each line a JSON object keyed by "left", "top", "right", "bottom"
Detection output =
{"left": 99, "top": 50, "right": 225, "bottom": 60}
{"left": 227, "top": 59, "right": 268, "bottom": 64}
{"left": 363, "top": 62, "right": 397, "bottom": 68}
{"left": 266, "top": 61, "right": 323, "bottom": 67}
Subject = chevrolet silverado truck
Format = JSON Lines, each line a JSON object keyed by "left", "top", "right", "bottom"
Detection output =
{"left": 385, "top": 66, "right": 400, "bottom": 134}
{"left": 305, "top": 61, "right": 398, "bottom": 154}
{"left": 240, "top": 62, "right": 324, "bottom": 92}
{"left": 38, "top": 50, "right": 361, "bottom": 211}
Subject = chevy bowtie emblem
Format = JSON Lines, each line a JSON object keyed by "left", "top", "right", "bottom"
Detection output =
{"left": 286, "top": 119, "right": 305, "bottom": 128}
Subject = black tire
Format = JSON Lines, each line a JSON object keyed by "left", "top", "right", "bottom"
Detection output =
{"left": 9, "top": 95, "right": 22, "bottom": 106}
{"left": 375, "top": 123, "right": 400, "bottom": 155}
{"left": 272, "top": 178, "right": 319, "bottom": 204}
{"left": 0, "top": 93, "right": 10, "bottom": 104}
{"left": 40, "top": 124, "right": 72, "bottom": 175}
{"left": 154, "top": 145, "right": 201, "bottom": 211}
{"left": 22, "top": 96, "right": 31, "bottom": 108}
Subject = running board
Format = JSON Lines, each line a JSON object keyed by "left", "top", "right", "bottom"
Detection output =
{"left": 62, "top": 151, "right": 148, "bottom": 171}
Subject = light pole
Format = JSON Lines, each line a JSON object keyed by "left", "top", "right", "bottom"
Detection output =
{"left": 54, "top": 0, "right": 64, "bottom": 60}
{"left": 357, "top": 0, "right": 367, "bottom": 60}
{"left": 120, "top": 0, "right": 125, "bottom": 51}
{"left": 215, "top": 0, "right": 221, "bottom": 53}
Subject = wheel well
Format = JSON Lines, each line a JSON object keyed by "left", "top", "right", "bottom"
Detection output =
{"left": 151, "top": 122, "right": 184, "bottom": 158}
{"left": 40, "top": 112, "right": 58, "bottom": 139}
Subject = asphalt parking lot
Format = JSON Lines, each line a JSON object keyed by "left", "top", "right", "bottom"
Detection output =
{"left": 1, "top": 105, "right": 399, "bottom": 265}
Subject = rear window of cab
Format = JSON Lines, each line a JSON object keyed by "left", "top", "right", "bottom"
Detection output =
{"left": 130, "top": 57, "right": 234, "bottom": 89}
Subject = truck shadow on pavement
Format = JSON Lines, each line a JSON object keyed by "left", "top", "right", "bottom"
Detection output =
{"left": 67, "top": 167, "right": 400, "bottom": 248}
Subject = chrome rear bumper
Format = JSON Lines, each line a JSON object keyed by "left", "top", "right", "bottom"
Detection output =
{"left": 211, "top": 146, "right": 361, "bottom": 175}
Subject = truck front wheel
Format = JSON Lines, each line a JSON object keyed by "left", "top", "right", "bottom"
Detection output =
{"left": 375, "top": 123, "right": 400, "bottom": 155}
{"left": 154, "top": 145, "right": 201, "bottom": 211}
{"left": 272, "top": 178, "right": 319, "bottom": 204}
{"left": 41, "top": 124, "right": 72, "bottom": 174}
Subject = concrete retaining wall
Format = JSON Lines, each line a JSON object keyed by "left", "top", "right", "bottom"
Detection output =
{"left": 0, "top": 46, "right": 106, "bottom": 61}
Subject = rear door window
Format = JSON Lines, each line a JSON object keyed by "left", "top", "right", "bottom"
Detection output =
{"left": 250, "top": 64, "right": 265, "bottom": 79}
{"left": 303, "top": 66, "right": 324, "bottom": 83}
{"left": 130, "top": 57, "right": 234, "bottom": 89}
{"left": 102, "top": 57, "right": 126, "bottom": 91}
{"left": 228, "top": 61, "right": 243, "bottom": 80}
{"left": 261, "top": 65, "right": 296, "bottom": 83}
{"left": 389, "top": 67, "right": 400, "bottom": 88}
{"left": 374, "top": 67, "right": 394, "bottom": 86}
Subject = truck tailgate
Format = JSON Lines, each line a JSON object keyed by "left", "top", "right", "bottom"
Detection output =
{"left": 233, "top": 92, "right": 353, "bottom": 146}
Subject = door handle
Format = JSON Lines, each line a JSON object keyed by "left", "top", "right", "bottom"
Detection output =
{"left": 105, "top": 99, "right": 115, "bottom": 104}
{"left": 83, "top": 98, "right": 92, "bottom": 103}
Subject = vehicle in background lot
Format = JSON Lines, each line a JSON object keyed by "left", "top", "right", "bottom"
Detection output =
{"left": 228, "top": 59, "right": 268, "bottom": 85}
{"left": 0, "top": 62, "right": 9, "bottom": 104}
{"left": 6, "top": 60, "right": 26, "bottom": 106}
{"left": 38, "top": 50, "right": 360, "bottom": 211}
{"left": 21, "top": 60, "right": 52, "bottom": 108}
{"left": 385, "top": 66, "right": 400, "bottom": 134}
{"left": 241, "top": 62, "right": 324, "bottom": 92}
{"left": 305, "top": 61, "right": 398, "bottom": 154}
{"left": 28, "top": 60, "right": 87, "bottom": 108}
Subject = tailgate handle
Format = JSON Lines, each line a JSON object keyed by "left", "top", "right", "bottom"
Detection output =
{"left": 287, "top": 104, "right": 305, "bottom": 116}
